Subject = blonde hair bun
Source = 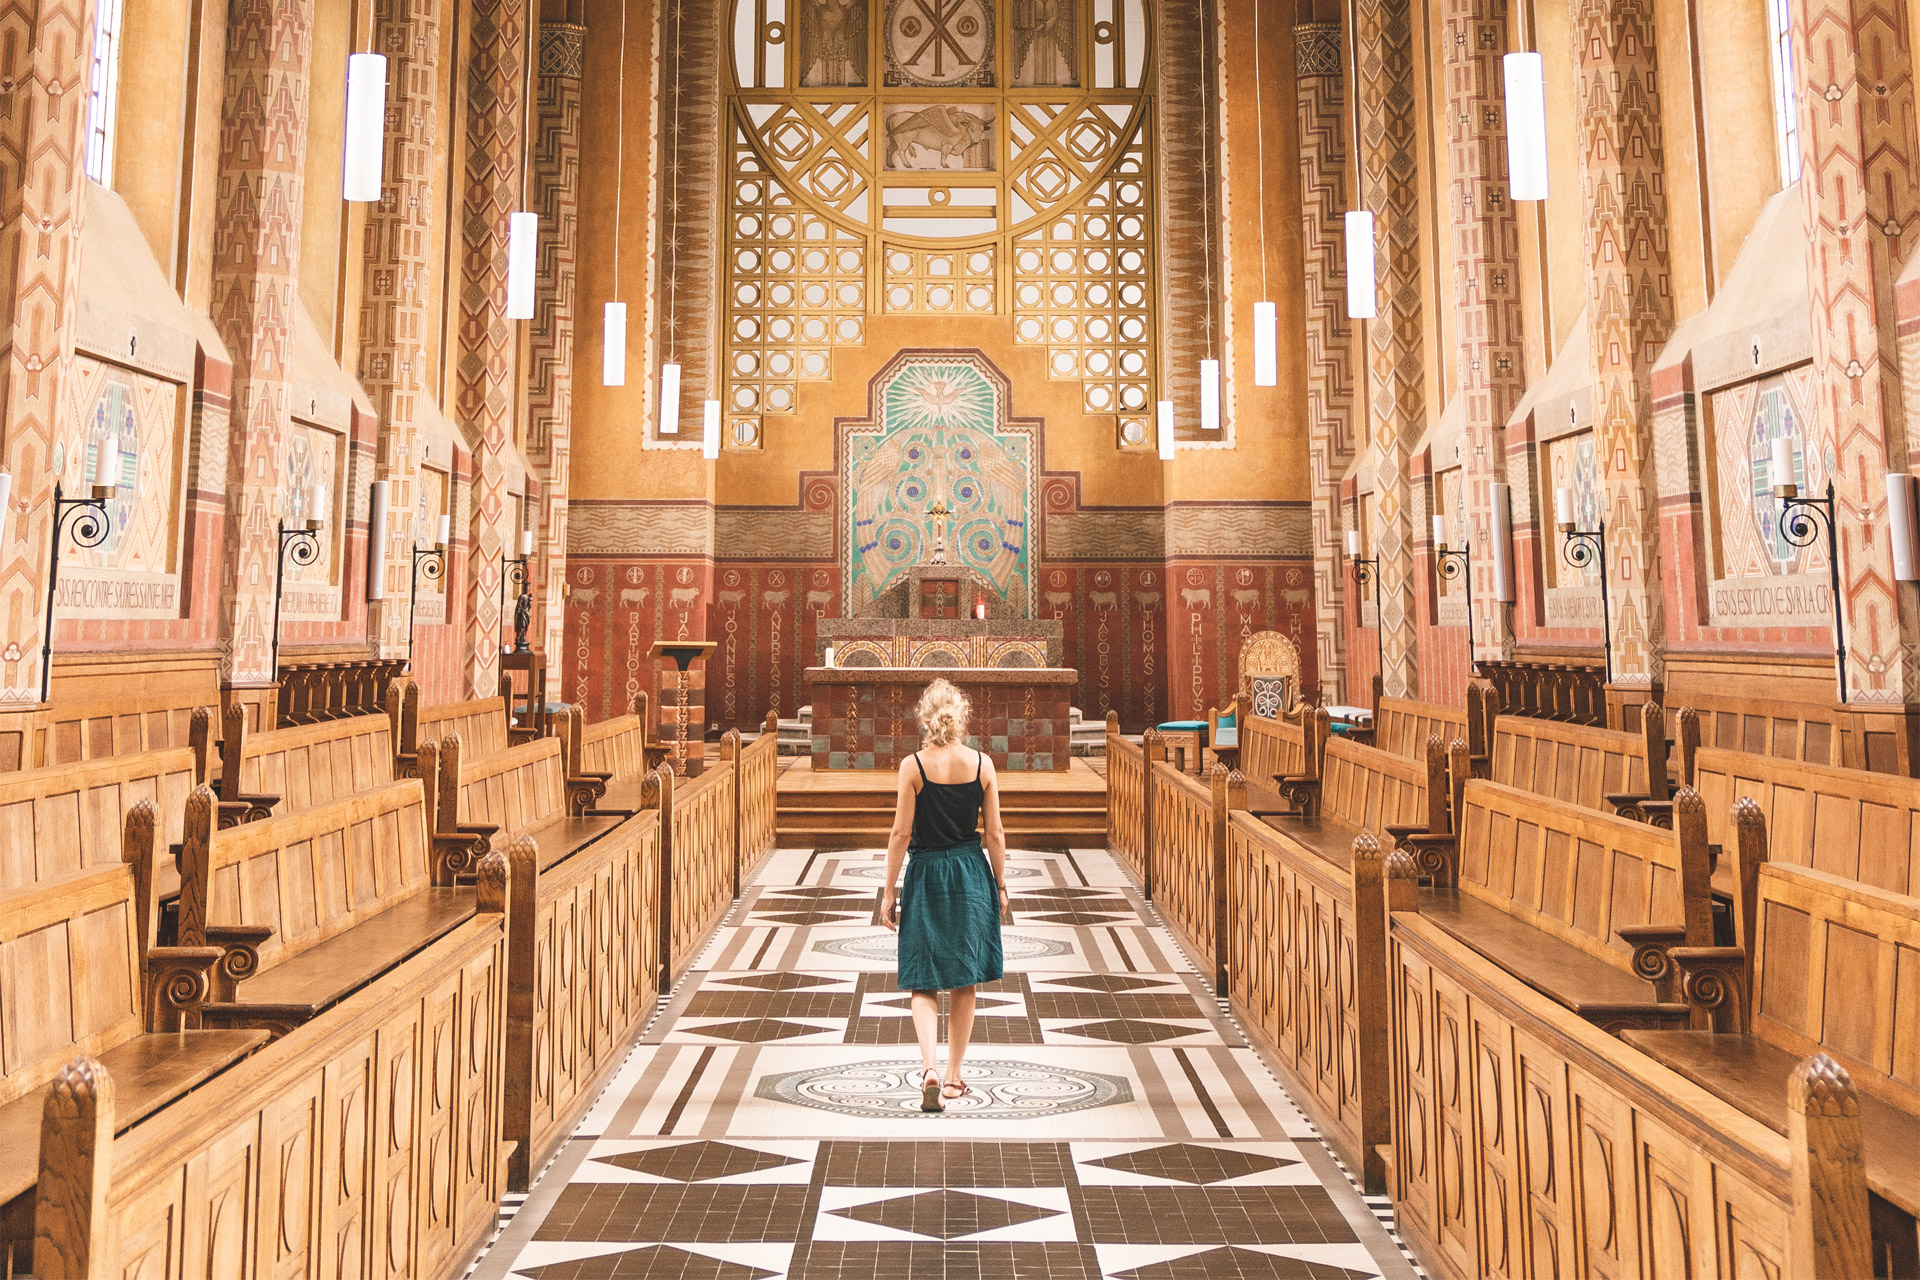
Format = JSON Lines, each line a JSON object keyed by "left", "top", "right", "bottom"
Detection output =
{"left": 916, "top": 677, "right": 971, "bottom": 748}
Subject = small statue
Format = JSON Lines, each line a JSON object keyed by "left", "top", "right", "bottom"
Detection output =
{"left": 513, "top": 585, "right": 534, "bottom": 653}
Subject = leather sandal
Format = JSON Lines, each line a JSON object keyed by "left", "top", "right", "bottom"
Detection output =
{"left": 920, "top": 1068, "right": 944, "bottom": 1112}
{"left": 941, "top": 1077, "right": 972, "bottom": 1100}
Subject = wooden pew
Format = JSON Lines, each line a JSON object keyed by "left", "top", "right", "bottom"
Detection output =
{"left": 431, "top": 732, "right": 664, "bottom": 1188}
{"left": 4, "top": 694, "right": 214, "bottom": 772}
{"left": 393, "top": 682, "right": 512, "bottom": 779}
{"left": 25, "top": 851, "right": 511, "bottom": 1279}
{"left": 658, "top": 762, "right": 738, "bottom": 986}
{"left": 727, "top": 713, "right": 781, "bottom": 889}
{"left": 1352, "top": 695, "right": 1468, "bottom": 762}
{"left": 180, "top": 781, "right": 494, "bottom": 1038}
{"left": 1215, "top": 735, "right": 1446, "bottom": 1189}
{"left": 276, "top": 655, "right": 408, "bottom": 726}
{"left": 0, "top": 745, "right": 204, "bottom": 890}
{"left": 1384, "top": 839, "right": 1879, "bottom": 1280}
{"left": 1690, "top": 744, "right": 1920, "bottom": 897}
{"left": 1104, "top": 716, "right": 1148, "bottom": 889}
{"left": 1238, "top": 706, "right": 1329, "bottom": 815}
{"left": 217, "top": 701, "right": 397, "bottom": 823}
{"left": 1488, "top": 708, "right": 1668, "bottom": 821}
{"left": 1150, "top": 761, "right": 1246, "bottom": 990}
{"left": 1674, "top": 688, "right": 1838, "bottom": 766}
{"left": 0, "top": 801, "right": 268, "bottom": 1274}
{"left": 1621, "top": 829, "right": 1920, "bottom": 1275}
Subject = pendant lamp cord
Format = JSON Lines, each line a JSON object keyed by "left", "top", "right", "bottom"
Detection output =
{"left": 613, "top": 0, "right": 628, "bottom": 302}
{"left": 1254, "top": 0, "right": 1266, "bottom": 302}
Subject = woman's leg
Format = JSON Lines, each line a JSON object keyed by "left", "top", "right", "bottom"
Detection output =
{"left": 910, "top": 990, "right": 941, "bottom": 1077}
{"left": 945, "top": 986, "right": 977, "bottom": 1082}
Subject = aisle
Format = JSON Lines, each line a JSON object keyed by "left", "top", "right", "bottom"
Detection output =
{"left": 475, "top": 847, "right": 1418, "bottom": 1280}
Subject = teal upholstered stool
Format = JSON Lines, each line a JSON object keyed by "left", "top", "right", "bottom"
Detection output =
{"left": 1153, "top": 720, "right": 1208, "bottom": 774}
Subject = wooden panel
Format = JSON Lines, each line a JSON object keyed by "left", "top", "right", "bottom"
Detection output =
{"left": 1374, "top": 696, "right": 1469, "bottom": 761}
{"left": 1489, "top": 717, "right": 1655, "bottom": 814}
{"left": 734, "top": 732, "right": 779, "bottom": 878}
{"left": 1693, "top": 746, "right": 1920, "bottom": 895}
{"left": 23, "top": 695, "right": 212, "bottom": 771}
{"left": 0, "top": 750, "right": 198, "bottom": 890}
{"left": 1149, "top": 762, "right": 1217, "bottom": 977}
{"left": 417, "top": 698, "right": 510, "bottom": 763}
{"left": 1105, "top": 731, "right": 1146, "bottom": 886}
{"left": 664, "top": 766, "right": 735, "bottom": 984}
{"left": 237, "top": 714, "right": 396, "bottom": 815}
{"left": 1322, "top": 737, "right": 1430, "bottom": 833}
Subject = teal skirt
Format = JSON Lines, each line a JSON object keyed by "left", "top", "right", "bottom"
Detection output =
{"left": 896, "top": 838, "right": 1003, "bottom": 992}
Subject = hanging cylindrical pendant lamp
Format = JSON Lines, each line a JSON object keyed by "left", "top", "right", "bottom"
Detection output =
{"left": 1253, "top": 302, "right": 1278, "bottom": 387}
{"left": 1344, "top": 211, "right": 1377, "bottom": 320}
{"left": 1200, "top": 360, "right": 1221, "bottom": 432}
{"left": 660, "top": 363, "right": 682, "bottom": 434}
{"left": 603, "top": 302, "right": 627, "bottom": 386}
{"left": 702, "top": 401, "right": 722, "bottom": 459}
{"left": 1157, "top": 401, "right": 1176, "bottom": 460}
{"left": 343, "top": 53, "right": 388, "bottom": 202}
{"left": 1503, "top": 52, "right": 1549, "bottom": 201}
{"left": 506, "top": 212, "right": 538, "bottom": 319}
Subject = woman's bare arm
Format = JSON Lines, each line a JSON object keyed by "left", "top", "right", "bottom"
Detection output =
{"left": 880, "top": 759, "right": 918, "bottom": 930}
{"left": 979, "top": 755, "right": 1008, "bottom": 892}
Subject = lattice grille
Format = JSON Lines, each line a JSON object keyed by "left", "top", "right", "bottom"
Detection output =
{"left": 882, "top": 243, "right": 998, "bottom": 312}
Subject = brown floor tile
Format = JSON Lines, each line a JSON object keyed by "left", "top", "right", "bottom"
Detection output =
{"left": 1079, "top": 1144, "right": 1298, "bottom": 1185}
{"left": 534, "top": 1185, "right": 814, "bottom": 1242}
{"left": 1108, "top": 1247, "right": 1376, "bottom": 1279}
{"left": 819, "top": 1141, "right": 1072, "bottom": 1187}
{"left": 1075, "top": 1187, "right": 1359, "bottom": 1244}
{"left": 593, "top": 1141, "right": 808, "bottom": 1183}
{"left": 517, "top": 1245, "right": 780, "bottom": 1278}
{"left": 826, "top": 1187, "right": 1063, "bottom": 1239}
{"left": 792, "top": 1242, "right": 1100, "bottom": 1278}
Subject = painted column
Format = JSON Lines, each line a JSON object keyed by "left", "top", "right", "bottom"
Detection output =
{"left": 212, "top": 0, "right": 314, "bottom": 693}
{"left": 459, "top": 0, "right": 530, "bottom": 697}
{"left": 1791, "top": 0, "right": 1920, "bottom": 704}
{"left": 531, "top": 18, "right": 583, "bottom": 686}
{"left": 1156, "top": 0, "right": 1224, "bottom": 444}
{"left": 1443, "top": 0, "right": 1523, "bottom": 668}
{"left": 0, "top": 0, "right": 96, "bottom": 703}
{"left": 1294, "top": 18, "right": 1356, "bottom": 703}
{"left": 1350, "top": 0, "right": 1423, "bottom": 698}
{"left": 359, "top": 0, "right": 442, "bottom": 659}
{"left": 1575, "top": 0, "right": 1672, "bottom": 702}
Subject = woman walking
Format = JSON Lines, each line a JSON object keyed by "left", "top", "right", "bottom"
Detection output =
{"left": 880, "top": 678, "right": 1009, "bottom": 1112}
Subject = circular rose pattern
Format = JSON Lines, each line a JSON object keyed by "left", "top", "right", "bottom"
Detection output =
{"left": 758, "top": 1059, "right": 1130, "bottom": 1119}
{"left": 957, "top": 14, "right": 979, "bottom": 35}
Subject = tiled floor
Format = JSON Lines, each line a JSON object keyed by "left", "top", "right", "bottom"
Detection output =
{"left": 474, "top": 848, "right": 1419, "bottom": 1280}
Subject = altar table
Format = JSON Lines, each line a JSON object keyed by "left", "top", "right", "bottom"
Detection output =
{"left": 806, "top": 667, "right": 1076, "bottom": 771}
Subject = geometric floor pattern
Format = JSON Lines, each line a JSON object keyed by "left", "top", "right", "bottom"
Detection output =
{"left": 474, "top": 847, "right": 1417, "bottom": 1280}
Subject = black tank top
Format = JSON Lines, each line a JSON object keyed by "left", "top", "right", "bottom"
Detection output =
{"left": 909, "top": 751, "right": 985, "bottom": 851}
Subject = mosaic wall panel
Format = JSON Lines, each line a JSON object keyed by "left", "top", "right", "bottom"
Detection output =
{"left": 1703, "top": 369, "right": 1833, "bottom": 628}
{"left": 842, "top": 352, "right": 1036, "bottom": 615}
{"left": 1163, "top": 560, "right": 1317, "bottom": 721}
{"left": 53, "top": 356, "right": 186, "bottom": 618}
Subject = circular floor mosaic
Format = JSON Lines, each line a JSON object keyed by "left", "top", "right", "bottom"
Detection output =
{"left": 757, "top": 1059, "right": 1131, "bottom": 1119}
{"left": 811, "top": 932, "right": 1070, "bottom": 962}
{"left": 843, "top": 864, "right": 1040, "bottom": 879}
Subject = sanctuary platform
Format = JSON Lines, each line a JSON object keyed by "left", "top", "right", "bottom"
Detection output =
{"left": 775, "top": 755, "right": 1107, "bottom": 848}
{"left": 806, "top": 665, "right": 1076, "bottom": 770}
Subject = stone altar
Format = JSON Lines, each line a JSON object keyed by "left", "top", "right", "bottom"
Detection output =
{"left": 807, "top": 666, "right": 1075, "bottom": 771}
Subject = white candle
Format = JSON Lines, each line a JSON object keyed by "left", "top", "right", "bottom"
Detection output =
{"left": 520, "top": 528, "right": 535, "bottom": 557}
{"left": 823, "top": 644, "right": 836, "bottom": 668}
{"left": 436, "top": 513, "right": 450, "bottom": 546}
{"left": 1346, "top": 530, "right": 1361, "bottom": 557}
{"left": 1771, "top": 437, "right": 1796, "bottom": 492}
{"left": 99, "top": 435, "right": 121, "bottom": 488}
{"left": 1431, "top": 514, "right": 1446, "bottom": 547}
{"left": 1200, "top": 359, "right": 1221, "bottom": 431}
{"left": 702, "top": 400, "right": 722, "bottom": 459}
{"left": 310, "top": 482, "right": 327, "bottom": 524}
{"left": 1554, "top": 486, "right": 1574, "bottom": 527}
{"left": 660, "top": 363, "right": 682, "bottom": 434}
{"left": 342, "top": 53, "right": 389, "bottom": 202}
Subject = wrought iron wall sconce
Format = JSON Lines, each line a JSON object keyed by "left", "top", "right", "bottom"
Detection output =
{"left": 409, "top": 542, "right": 448, "bottom": 666}
{"left": 1349, "top": 550, "right": 1384, "bottom": 689}
{"left": 1435, "top": 539, "right": 1474, "bottom": 675}
{"left": 1558, "top": 518, "right": 1612, "bottom": 684}
{"left": 1776, "top": 475, "right": 1846, "bottom": 702}
{"left": 270, "top": 519, "right": 323, "bottom": 679}
{"left": 41, "top": 481, "right": 113, "bottom": 703}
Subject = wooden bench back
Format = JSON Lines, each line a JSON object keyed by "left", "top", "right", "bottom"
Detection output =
{"left": 1489, "top": 712, "right": 1665, "bottom": 811}
{"left": 13, "top": 695, "right": 214, "bottom": 771}
{"left": 392, "top": 682, "right": 510, "bottom": 766}
{"left": 180, "top": 780, "right": 433, "bottom": 973}
{"left": 1691, "top": 746, "right": 1920, "bottom": 896}
{"left": 1320, "top": 735, "right": 1445, "bottom": 836}
{"left": 0, "top": 748, "right": 200, "bottom": 890}
{"left": 579, "top": 704, "right": 650, "bottom": 783}
{"left": 1747, "top": 862, "right": 1920, "bottom": 1112}
{"left": 1240, "top": 709, "right": 1324, "bottom": 788}
{"left": 221, "top": 703, "right": 395, "bottom": 813}
{"left": 1104, "top": 721, "right": 1147, "bottom": 884}
{"left": 1674, "top": 691, "right": 1836, "bottom": 766}
{"left": 0, "top": 805, "right": 169, "bottom": 1105}
{"left": 1454, "top": 779, "right": 1713, "bottom": 967}
{"left": 443, "top": 734, "right": 568, "bottom": 846}
{"left": 1372, "top": 697, "right": 1467, "bottom": 762}
{"left": 728, "top": 715, "right": 780, "bottom": 873}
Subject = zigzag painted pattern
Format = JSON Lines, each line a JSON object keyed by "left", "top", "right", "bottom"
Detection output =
{"left": 1444, "top": 0, "right": 1524, "bottom": 664}
{"left": 212, "top": 0, "right": 313, "bottom": 685}
{"left": 1794, "top": 0, "right": 1920, "bottom": 701}
{"left": 660, "top": 0, "right": 724, "bottom": 433}
{"left": 1355, "top": 0, "right": 1423, "bottom": 699}
{"left": 1295, "top": 20, "right": 1356, "bottom": 702}
{"left": 359, "top": 0, "right": 443, "bottom": 659}
{"left": 0, "top": 0, "right": 93, "bottom": 701}
{"left": 1577, "top": 0, "right": 1672, "bottom": 685}
{"left": 459, "top": 0, "right": 529, "bottom": 696}
{"left": 1157, "top": 0, "right": 1222, "bottom": 441}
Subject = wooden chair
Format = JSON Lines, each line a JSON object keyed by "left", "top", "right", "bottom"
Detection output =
{"left": 0, "top": 802, "right": 268, "bottom": 1273}
{"left": 1238, "top": 630, "right": 1301, "bottom": 720}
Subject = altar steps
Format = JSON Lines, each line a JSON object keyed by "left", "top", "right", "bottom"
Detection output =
{"left": 775, "top": 757, "right": 1107, "bottom": 849}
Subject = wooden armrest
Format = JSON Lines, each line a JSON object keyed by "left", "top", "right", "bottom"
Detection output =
{"left": 1345, "top": 728, "right": 1376, "bottom": 747}
{"left": 1616, "top": 923, "right": 1689, "bottom": 1000}
{"left": 432, "top": 826, "right": 499, "bottom": 885}
{"left": 1272, "top": 773, "right": 1322, "bottom": 818}
{"left": 145, "top": 945, "right": 224, "bottom": 1030}
{"left": 567, "top": 771, "right": 612, "bottom": 817}
{"left": 1381, "top": 822, "right": 1427, "bottom": 848}
{"left": 203, "top": 924, "right": 276, "bottom": 1001}
{"left": 217, "top": 794, "right": 279, "bottom": 828}
{"left": 394, "top": 751, "right": 422, "bottom": 780}
{"left": 1397, "top": 831, "right": 1457, "bottom": 887}
{"left": 1664, "top": 945, "right": 1750, "bottom": 1033}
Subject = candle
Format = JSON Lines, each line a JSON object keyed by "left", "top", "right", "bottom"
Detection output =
{"left": 1771, "top": 437, "right": 1796, "bottom": 493}
{"left": 310, "top": 482, "right": 327, "bottom": 524}
{"left": 975, "top": 599, "right": 986, "bottom": 620}
{"left": 436, "top": 513, "right": 450, "bottom": 546}
{"left": 702, "top": 400, "right": 721, "bottom": 460}
{"left": 823, "top": 644, "right": 836, "bottom": 668}
{"left": 99, "top": 435, "right": 121, "bottom": 489}
{"left": 1554, "top": 486, "right": 1574, "bottom": 527}
{"left": 520, "top": 528, "right": 535, "bottom": 557}
{"left": 1346, "top": 530, "right": 1361, "bottom": 557}
{"left": 1432, "top": 515, "right": 1446, "bottom": 548}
